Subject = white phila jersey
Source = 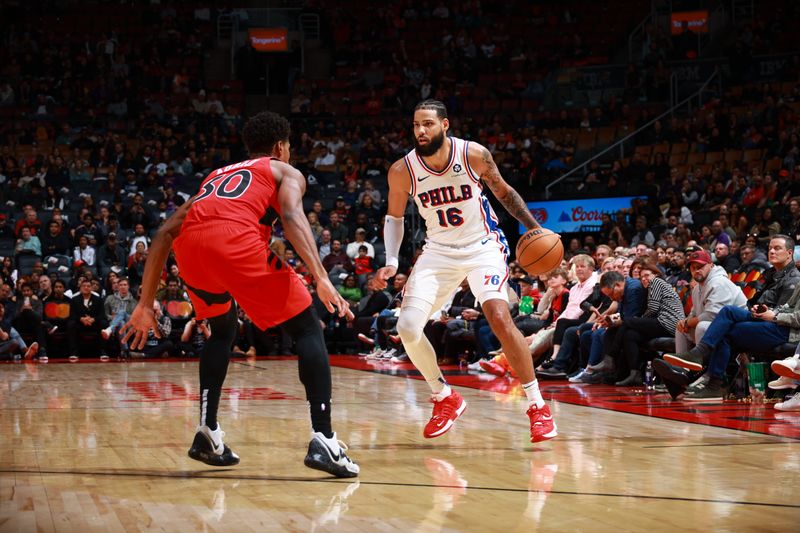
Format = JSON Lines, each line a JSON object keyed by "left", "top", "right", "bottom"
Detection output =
{"left": 404, "top": 136, "right": 508, "bottom": 253}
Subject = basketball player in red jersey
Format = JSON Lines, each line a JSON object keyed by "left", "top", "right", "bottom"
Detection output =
{"left": 375, "top": 100, "right": 557, "bottom": 443}
{"left": 121, "top": 112, "right": 359, "bottom": 478}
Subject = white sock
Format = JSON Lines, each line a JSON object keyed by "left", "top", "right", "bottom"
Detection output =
{"left": 434, "top": 383, "right": 452, "bottom": 401}
{"left": 523, "top": 380, "right": 545, "bottom": 408}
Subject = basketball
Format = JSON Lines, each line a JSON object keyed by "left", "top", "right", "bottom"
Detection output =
{"left": 516, "top": 227, "right": 564, "bottom": 275}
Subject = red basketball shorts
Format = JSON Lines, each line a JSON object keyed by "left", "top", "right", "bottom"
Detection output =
{"left": 173, "top": 225, "right": 311, "bottom": 329}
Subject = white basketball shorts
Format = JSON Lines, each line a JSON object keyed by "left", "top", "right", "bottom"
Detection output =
{"left": 402, "top": 238, "right": 509, "bottom": 315}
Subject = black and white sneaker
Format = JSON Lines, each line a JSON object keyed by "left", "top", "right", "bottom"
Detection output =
{"left": 188, "top": 424, "right": 240, "bottom": 467}
{"left": 304, "top": 432, "right": 359, "bottom": 478}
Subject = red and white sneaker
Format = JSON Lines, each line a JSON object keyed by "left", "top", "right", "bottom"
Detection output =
{"left": 23, "top": 342, "right": 39, "bottom": 360}
{"left": 479, "top": 359, "right": 507, "bottom": 377}
{"left": 771, "top": 356, "right": 800, "bottom": 380}
{"left": 424, "top": 390, "right": 467, "bottom": 439}
{"left": 527, "top": 403, "right": 558, "bottom": 443}
{"left": 357, "top": 333, "right": 375, "bottom": 346}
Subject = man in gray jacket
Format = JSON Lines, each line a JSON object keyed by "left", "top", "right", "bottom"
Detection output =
{"left": 655, "top": 249, "right": 748, "bottom": 399}
{"left": 102, "top": 278, "right": 138, "bottom": 343}
{"left": 674, "top": 250, "right": 747, "bottom": 353}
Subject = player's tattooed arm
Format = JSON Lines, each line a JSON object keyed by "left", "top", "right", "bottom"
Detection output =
{"left": 478, "top": 147, "right": 539, "bottom": 230}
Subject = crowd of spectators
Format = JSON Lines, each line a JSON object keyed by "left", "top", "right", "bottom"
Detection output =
{"left": 375, "top": 231, "right": 798, "bottom": 408}
{"left": 1, "top": 0, "right": 800, "bottom": 413}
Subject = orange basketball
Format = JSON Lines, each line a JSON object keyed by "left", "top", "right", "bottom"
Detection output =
{"left": 516, "top": 227, "right": 564, "bottom": 275}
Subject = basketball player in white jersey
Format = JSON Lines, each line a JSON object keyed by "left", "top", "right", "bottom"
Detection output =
{"left": 376, "top": 100, "right": 557, "bottom": 443}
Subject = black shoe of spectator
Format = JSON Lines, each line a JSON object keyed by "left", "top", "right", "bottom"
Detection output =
{"left": 588, "top": 355, "right": 615, "bottom": 373}
{"left": 538, "top": 366, "right": 567, "bottom": 379}
{"left": 602, "top": 373, "right": 620, "bottom": 385}
{"left": 615, "top": 370, "right": 642, "bottom": 387}
{"left": 653, "top": 358, "right": 689, "bottom": 400}
{"left": 579, "top": 371, "right": 606, "bottom": 384}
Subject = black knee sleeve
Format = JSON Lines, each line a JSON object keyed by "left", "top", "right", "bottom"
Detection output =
{"left": 281, "top": 306, "right": 332, "bottom": 404}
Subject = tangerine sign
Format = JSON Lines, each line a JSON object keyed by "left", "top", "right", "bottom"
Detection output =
{"left": 670, "top": 11, "right": 709, "bottom": 35}
{"left": 248, "top": 28, "right": 289, "bottom": 52}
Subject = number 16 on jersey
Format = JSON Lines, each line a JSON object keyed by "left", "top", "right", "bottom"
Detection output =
{"left": 436, "top": 207, "right": 464, "bottom": 227}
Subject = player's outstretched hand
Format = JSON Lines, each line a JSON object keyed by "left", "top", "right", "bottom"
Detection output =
{"left": 120, "top": 304, "right": 159, "bottom": 350}
{"left": 375, "top": 265, "right": 397, "bottom": 290}
{"left": 317, "top": 278, "right": 351, "bottom": 318}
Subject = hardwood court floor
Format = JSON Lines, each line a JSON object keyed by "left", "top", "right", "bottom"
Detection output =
{"left": 1, "top": 356, "right": 798, "bottom": 532}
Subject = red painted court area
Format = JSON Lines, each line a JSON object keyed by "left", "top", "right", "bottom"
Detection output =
{"left": 7, "top": 354, "right": 799, "bottom": 439}
{"left": 120, "top": 381, "right": 301, "bottom": 402}
{"left": 329, "top": 355, "right": 800, "bottom": 441}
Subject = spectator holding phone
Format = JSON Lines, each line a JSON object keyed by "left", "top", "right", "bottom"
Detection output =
{"left": 180, "top": 317, "right": 211, "bottom": 358}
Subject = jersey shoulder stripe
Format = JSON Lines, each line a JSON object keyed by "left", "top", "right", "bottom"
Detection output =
{"left": 404, "top": 154, "right": 416, "bottom": 197}
{"left": 463, "top": 140, "right": 482, "bottom": 184}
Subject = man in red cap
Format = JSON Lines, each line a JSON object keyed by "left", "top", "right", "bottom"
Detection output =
{"left": 665, "top": 236, "right": 800, "bottom": 400}
{"left": 653, "top": 249, "right": 747, "bottom": 398}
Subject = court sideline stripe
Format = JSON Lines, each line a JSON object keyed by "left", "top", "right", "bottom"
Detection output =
{"left": 1, "top": 468, "right": 797, "bottom": 509}
{"left": 643, "top": 440, "right": 798, "bottom": 448}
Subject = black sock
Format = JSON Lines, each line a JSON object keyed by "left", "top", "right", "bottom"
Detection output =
{"left": 281, "top": 307, "right": 334, "bottom": 438}
{"left": 310, "top": 401, "right": 334, "bottom": 438}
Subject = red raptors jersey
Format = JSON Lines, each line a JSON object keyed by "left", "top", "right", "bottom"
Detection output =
{"left": 182, "top": 157, "right": 281, "bottom": 239}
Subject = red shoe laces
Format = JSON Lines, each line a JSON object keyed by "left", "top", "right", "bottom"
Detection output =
{"left": 528, "top": 405, "right": 546, "bottom": 425}
{"left": 432, "top": 395, "right": 456, "bottom": 420}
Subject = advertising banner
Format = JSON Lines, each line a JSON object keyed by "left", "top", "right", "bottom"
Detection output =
{"left": 670, "top": 11, "right": 709, "bottom": 35}
{"left": 248, "top": 28, "right": 289, "bottom": 52}
{"left": 520, "top": 196, "right": 646, "bottom": 234}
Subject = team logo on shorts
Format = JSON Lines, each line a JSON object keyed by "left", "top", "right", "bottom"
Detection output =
{"left": 453, "top": 163, "right": 462, "bottom": 173}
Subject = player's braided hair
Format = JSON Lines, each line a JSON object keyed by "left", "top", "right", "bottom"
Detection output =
{"left": 242, "top": 111, "right": 291, "bottom": 155}
{"left": 414, "top": 99, "right": 448, "bottom": 119}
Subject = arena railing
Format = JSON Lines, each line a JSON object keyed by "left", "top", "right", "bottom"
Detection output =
{"left": 544, "top": 68, "right": 719, "bottom": 199}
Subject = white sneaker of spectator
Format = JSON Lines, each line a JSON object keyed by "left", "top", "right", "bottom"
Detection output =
{"left": 381, "top": 348, "right": 398, "bottom": 360}
{"left": 568, "top": 369, "right": 588, "bottom": 383}
{"left": 775, "top": 392, "right": 800, "bottom": 411}
{"left": 390, "top": 352, "right": 410, "bottom": 363}
{"left": 768, "top": 375, "right": 799, "bottom": 390}
{"left": 364, "top": 347, "right": 385, "bottom": 360}
{"left": 467, "top": 359, "right": 488, "bottom": 372}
